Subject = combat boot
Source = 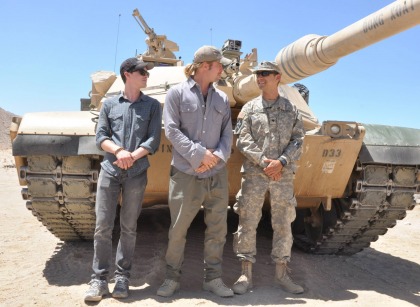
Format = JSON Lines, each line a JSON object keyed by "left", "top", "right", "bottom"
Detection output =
{"left": 274, "top": 262, "right": 304, "bottom": 294}
{"left": 232, "top": 261, "right": 253, "bottom": 294}
{"left": 203, "top": 278, "right": 234, "bottom": 297}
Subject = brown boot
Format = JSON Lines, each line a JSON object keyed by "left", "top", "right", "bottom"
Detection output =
{"left": 232, "top": 261, "right": 253, "bottom": 294}
{"left": 274, "top": 262, "right": 304, "bottom": 294}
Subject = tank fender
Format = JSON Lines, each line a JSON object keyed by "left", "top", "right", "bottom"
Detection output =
{"left": 12, "top": 134, "right": 101, "bottom": 156}
{"left": 359, "top": 124, "right": 420, "bottom": 165}
{"left": 12, "top": 111, "right": 103, "bottom": 156}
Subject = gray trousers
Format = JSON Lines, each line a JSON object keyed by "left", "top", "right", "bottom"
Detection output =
{"left": 92, "top": 169, "right": 147, "bottom": 279}
{"left": 165, "top": 166, "right": 229, "bottom": 282}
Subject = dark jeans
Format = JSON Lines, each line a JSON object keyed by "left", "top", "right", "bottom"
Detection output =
{"left": 91, "top": 169, "right": 147, "bottom": 279}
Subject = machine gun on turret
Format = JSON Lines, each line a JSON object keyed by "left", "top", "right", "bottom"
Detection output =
{"left": 132, "top": 9, "right": 182, "bottom": 66}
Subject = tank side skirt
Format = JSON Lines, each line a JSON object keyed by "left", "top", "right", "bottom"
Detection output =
{"left": 293, "top": 162, "right": 418, "bottom": 255}
{"left": 24, "top": 155, "right": 99, "bottom": 241}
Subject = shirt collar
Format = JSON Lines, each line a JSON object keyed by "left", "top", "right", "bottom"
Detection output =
{"left": 187, "top": 77, "right": 215, "bottom": 92}
{"left": 118, "top": 91, "right": 145, "bottom": 104}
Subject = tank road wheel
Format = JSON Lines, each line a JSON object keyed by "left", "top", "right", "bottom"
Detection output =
{"left": 293, "top": 204, "right": 339, "bottom": 254}
{"left": 303, "top": 207, "right": 323, "bottom": 243}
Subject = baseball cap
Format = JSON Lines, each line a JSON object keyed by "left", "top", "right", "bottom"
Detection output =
{"left": 120, "top": 57, "right": 154, "bottom": 75}
{"left": 252, "top": 61, "right": 281, "bottom": 74}
{"left": 193, "top": 45, "right": 231, "bottom": 65}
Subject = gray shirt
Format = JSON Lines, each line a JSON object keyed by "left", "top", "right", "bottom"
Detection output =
{"left": 96, "top": 93, "right": 162, "bottom": 177}
{"left": 163, "top": 77, "right": 233, "bottom": 178}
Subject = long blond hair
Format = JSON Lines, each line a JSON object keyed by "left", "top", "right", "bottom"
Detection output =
{"left": 184, "top": 62, "right": 206, "bottom": 78}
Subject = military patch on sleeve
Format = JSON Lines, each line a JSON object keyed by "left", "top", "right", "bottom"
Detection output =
{"left": 234, "top": 111, "right": 246, "bottom": 135}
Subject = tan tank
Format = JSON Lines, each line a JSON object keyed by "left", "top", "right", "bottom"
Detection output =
{"left": 10, "top": 0, "right": 420, "bottom": 254}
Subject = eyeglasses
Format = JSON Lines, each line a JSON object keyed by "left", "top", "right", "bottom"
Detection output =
{"left": 136, "top": 69, "right": 150, "bottom": 77}
{"left": 256, "top": 71, "right": 277, "bottom": 77}
{"left": 128, "top": 66, "right": 150, "bottom": 77}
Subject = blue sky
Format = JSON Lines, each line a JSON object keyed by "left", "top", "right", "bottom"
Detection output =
{"left": 1, "top": 0, "right": 419, "bottom": 129}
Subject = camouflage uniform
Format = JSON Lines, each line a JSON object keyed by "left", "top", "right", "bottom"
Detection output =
{"left": 233, "top": 94, "right": 304, "bottom": 264}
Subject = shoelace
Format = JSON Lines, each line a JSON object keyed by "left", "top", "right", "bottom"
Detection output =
{"left": 114, "top": 276, "right": 128, "bottom": 286}
{"left": 211, "top": 279, "right": 227, "bottom": 288}
{"left": 88, "top": 279, "right": 105, "bottom": 291}
{"left": 162, "top": 279, "right": 176, "bottom": 287}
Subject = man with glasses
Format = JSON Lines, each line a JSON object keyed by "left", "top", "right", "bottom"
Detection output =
{"left": 232, "top": 61, "right": 305, "bottom": 295}
{"left": 157, "top": 46, "right": 234, "bottom": 298}
{"left": 84, "top": 57, "right": 161, "bottom": 302}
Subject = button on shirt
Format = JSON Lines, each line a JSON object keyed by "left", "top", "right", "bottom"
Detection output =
{"left": 96, "top": 93, "right": 162, "bottom": 177}
{"left": 163, "top": 77, "right": 233, "bottom": 178}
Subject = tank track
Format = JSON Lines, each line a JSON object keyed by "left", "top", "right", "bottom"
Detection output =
{"left": 21, "top": 155, "right": 100, "bottom": 241}
{"left": 294, "top": 162, "right": 419, "bottom": 255}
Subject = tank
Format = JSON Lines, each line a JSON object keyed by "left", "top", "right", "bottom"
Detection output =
{"left": 10, "top": 0, "right": 420, "bottom": 254}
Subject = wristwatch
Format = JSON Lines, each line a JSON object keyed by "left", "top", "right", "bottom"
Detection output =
{"left": 278, "top": 157, "right": 288, "bottom": 167}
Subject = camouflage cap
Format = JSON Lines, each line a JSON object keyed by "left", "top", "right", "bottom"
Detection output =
{"left": 120, "top": 57, "right": 154, "bottom": 75}
{"left": 193, "top": 45, "right": 231, "bottom": 65}
{"left": 252, "top": 61, "right": 281, "bottom": 74}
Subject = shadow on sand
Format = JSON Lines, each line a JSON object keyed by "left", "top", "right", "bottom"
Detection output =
{"left": 43, "top": 206, "right": 420, "bottom": 306}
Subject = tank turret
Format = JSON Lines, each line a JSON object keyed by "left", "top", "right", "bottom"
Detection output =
{"left": 10, "top": 0, "right": 420, "bottom": 254}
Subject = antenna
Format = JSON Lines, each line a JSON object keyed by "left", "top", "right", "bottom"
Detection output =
{"left": 210, "top": 28, "right": 213, "bottom": 45}
{"left": 113, "top": 13, "right": 121, "bottom": 73}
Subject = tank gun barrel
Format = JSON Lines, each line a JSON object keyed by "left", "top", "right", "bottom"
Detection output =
{"left": 276, "top": 0, "right": 420, "bottom": 84}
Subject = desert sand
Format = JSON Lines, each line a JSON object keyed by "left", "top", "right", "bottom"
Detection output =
{"left": 0, "top": 149, "right": 419, "bottom": 307}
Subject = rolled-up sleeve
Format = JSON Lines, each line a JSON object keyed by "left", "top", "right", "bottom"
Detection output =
{"left": 95, "top": 101, "right": 111, "bottom": 150}
{"left": 140, "top": 101, "right": 162, "bottom": 154}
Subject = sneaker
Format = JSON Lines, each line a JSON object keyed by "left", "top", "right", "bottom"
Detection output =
{"left": 112, "top": 274, "right": 129, "bottom": 299}
{"left": 203, "top": 278, "right": 234, "bottom": 297}
{"left": 84, "top": 278, "right": 109, "bottom": 302}
{"left": 156, "top": 279, "right": 180, "bottom": 297}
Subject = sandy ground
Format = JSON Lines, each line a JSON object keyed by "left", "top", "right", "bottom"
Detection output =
{"left": 0, "top": 149, "right": 419, "bottom": 307}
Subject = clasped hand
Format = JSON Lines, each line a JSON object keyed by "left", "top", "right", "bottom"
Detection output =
{"left": 113, "top": 150, "right": 134, "bottom": 170}
{"left": 195, "top": 149, "right": 219, "bottom": 173}
{"left": 263, "top": 159, "right": 283, "bottom": 181}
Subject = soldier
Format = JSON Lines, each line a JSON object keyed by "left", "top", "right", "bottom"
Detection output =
{"left": 232, "top": 61, "right": 305, "bottom": 294}
{"left": 84, "top": 57, "right": 161, "bottom": 302}
{"left": 157, "top": 46, "right": 234, "bottom": 298}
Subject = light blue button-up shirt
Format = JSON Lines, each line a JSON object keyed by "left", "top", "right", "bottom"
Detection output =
{"left": 163, "top": 77, "right": 233, "bottom": 178}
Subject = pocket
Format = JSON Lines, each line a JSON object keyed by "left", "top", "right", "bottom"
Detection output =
{"left": 170, "top": 165, "right": 179, "bottom": 177}
{"left": 250, "top": 113, "right": 269, "bottom": 136}
{"left": 108, "top": 112, "right": 123, "bottom": 131}
{"left": 136, "top": 114, "right": 150, "bottom": 122}
{"left": 211, "top": 101, "right": 225, "bottom": 125}
{"left": 134, "top": 113, "right": 150, "bottom": 131}
{"left": 180, "top": 103, "right": 198, "bottom": 123}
